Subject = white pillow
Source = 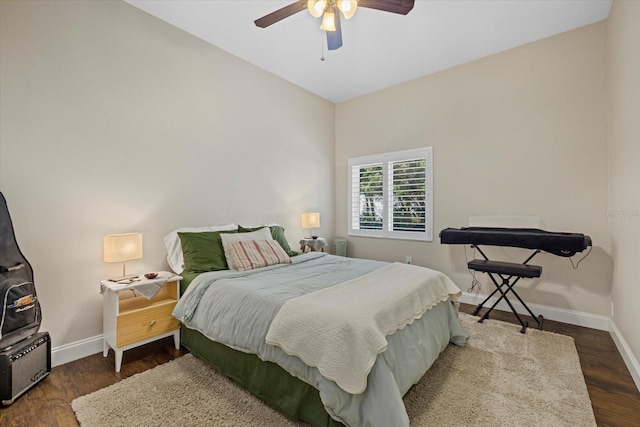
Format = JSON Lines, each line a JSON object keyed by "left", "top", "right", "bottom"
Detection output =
{"left": 163, "top": 224, "right": 237, "bottom": 273}
{"left": 220, "top": 227, "right": 273, "bottom": 270}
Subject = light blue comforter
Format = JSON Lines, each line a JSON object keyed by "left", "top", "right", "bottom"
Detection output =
{"left": 173, "top": 253, "right": 467, "bottom": 427}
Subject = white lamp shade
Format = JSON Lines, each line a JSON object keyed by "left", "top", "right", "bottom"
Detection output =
{"left": 320, "top": 9, "right": 336, "bottom": 31}
{"left": 301, "top": 212, "right": 320, "bottom": 229}
{"left": 337, "top": 0, "right": 357, "bottom": 19}
{"left": 103, "top": 233, "right": 143, "bottom": 263}
{"left": 307, "top": 0, "right": 326, "bottom": 18}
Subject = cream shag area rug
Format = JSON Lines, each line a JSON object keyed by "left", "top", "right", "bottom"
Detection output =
{"left": 72, "top": 314, "right": 596, "bottom": 427}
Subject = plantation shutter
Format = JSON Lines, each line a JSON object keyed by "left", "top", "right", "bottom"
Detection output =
{"left": 348, "top": 147, "right": 432, "bottom": 241}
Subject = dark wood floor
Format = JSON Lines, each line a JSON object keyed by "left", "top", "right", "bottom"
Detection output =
{"left": 1, "top": 305, "right": 639, "bottom": 426}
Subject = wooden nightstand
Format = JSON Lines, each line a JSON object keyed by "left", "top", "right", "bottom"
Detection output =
{"left": 101, "top": 272, "right": 181, "bottom": 372}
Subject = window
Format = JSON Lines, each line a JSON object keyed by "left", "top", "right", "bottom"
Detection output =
{"left": 348, "top": 147, "right": 433, "bottom": 241}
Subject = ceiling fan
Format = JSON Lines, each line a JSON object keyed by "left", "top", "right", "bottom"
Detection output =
{"left": 254, "top": 0, "right": 415, "bottom": 51}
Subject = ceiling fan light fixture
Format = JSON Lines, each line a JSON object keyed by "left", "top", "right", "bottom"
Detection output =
{"left": 307, "top": 0, "right": 327, "bottom": 18}
{"left": 254, "top": 0, "right": 415, "bottom": 51}
{"left": 337, "top": 0, "right": 357, "bottom": 19}
{"left": 320, "top": 8, "right": 336, "bottom": 31}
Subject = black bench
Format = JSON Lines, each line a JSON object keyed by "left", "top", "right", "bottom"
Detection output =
{"left": 467, "top": 260, "right": 542, "bottom": 278}
{"left": 467, "top": 259, "right": 544, "bottom": 333}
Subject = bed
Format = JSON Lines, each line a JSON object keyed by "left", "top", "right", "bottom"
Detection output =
{"left": 166, "top": 224, "right": 468, "bottom": 427}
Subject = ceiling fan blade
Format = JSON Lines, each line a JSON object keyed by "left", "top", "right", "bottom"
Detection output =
{"left": 358, "top": 0, "right": 415, "bottom": 15}
{"left": 254, "top": 1, "right": 307, "bottom": 28}
{"left": 327, "top": 12, "right": 343, "bottom": 50}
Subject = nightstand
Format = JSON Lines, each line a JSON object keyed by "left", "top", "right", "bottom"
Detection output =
{"left": 101, "top": 272, "right": 181, "bottom": 372}
{"left": 299, "top": 237, "right": 328, "bottom": 253}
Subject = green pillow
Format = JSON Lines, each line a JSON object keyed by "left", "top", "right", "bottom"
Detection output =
{"left": 178, "top": 230, "right": 238, "bottom": 273}
{"left": 238, "top": 225, "right": 298, "bottom": 257}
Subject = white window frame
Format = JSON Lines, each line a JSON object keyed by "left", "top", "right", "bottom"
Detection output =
{"left": 348, "top": 147, "right": 433, "bottom": 241}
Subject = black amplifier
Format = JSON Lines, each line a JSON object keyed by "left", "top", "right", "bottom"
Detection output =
{"left": 0, "top": 331, "right": 51, "bottom": 405}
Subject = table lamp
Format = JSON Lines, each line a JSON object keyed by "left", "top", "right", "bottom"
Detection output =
{"left": 301, "top": 212, "right": 320, "bottom": 238}
{"left": 103, "top": 232, "right": 143, "bottom": 281}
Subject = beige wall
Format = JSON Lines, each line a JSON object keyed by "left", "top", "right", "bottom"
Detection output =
{"left": 2, "top": 0, "right": 635, "bottom": 377}
{"left": 0, "top": 1, "right": 335, "bottom": 349}
{"left": 607, "top": 0, "right": 640, "bottom": 377}
{"left": 335, "top": 22, "right": 611, "bottom": 316}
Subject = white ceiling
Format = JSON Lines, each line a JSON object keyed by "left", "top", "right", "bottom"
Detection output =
{"left": 125, "top": 0, "right": 612, "bottom": 103}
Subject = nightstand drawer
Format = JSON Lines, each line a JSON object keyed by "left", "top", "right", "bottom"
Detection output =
{"left": 116, "top": 302, "right": 179, "bottom": 347}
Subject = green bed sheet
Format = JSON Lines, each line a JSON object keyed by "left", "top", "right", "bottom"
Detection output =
{"left": 181, "top": 325, "right": 344, "bottom": 427}
{"left": 179, "top": 271, "right": 343, "bottom": 427}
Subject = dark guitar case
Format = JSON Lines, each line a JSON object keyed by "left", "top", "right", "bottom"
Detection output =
{"left": 0, "top": 192, "right": 41, "bottom": 350}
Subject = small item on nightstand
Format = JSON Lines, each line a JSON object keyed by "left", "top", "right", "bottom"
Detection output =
{"left": 144, "top": 272, "right": 158, "bottom": 279}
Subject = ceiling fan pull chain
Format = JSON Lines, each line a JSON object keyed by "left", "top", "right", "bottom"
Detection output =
{"left": 320, "top": 33, "right": 326, "bottom": 61}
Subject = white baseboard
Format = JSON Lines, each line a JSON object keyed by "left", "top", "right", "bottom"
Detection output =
{"left": 53, "top": 295, "right": 607, "bottom": 367}
{"left": 53, "top": 294, "right": 608, "bottom": 368}
{"left": 459, "top": 292, "right": 610, "bottom": 330}
{"left": 609, "top": 319, "right": 640, "bottom": 393}
{"left": 51, "top": 302, "right": 639, "bottom": 395}
{"left": 51, "top": 334, "right": 103, "bottom": 368}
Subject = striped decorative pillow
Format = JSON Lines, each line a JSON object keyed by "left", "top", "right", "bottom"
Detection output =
{"left": 225, "top": 239, "right": 292, "bottom": 272}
